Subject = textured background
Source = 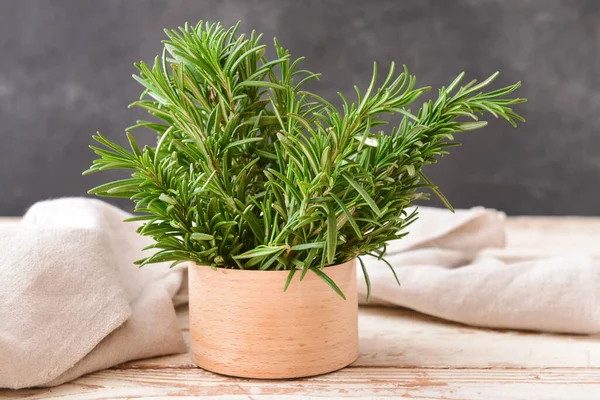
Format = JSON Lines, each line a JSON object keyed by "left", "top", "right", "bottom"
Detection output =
{"left": 1, "top": 0, "right": 598, "bottom": 216}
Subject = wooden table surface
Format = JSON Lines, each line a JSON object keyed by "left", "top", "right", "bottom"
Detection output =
{"left": 2, "top": 216, "right": 600, "bottom": 399}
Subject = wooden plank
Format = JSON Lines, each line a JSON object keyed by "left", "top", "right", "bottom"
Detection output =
{"left": 0, "top": 217, "right": 19, "bottom": 226}
{"left": 506, "top": 216, "right": 600, "bottom": 251}
{"left": 120, "top": 306, "right": 600, "bottom": 370}
{"left": 358, "top": 307, "right": 600, "bottom": 368}
{"left": 491, "top": 216, "right": 600, "bottom": 260}
{"left": 4, "top": 368, "right": 600, "bottom": 399}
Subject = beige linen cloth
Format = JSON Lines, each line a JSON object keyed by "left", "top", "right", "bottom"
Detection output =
{"left": 358, "top": 206, "right": 600, "bottom": 334}
{"left": 0, "top": 198, "right": 186, "bottom": 389}
{"left": 1, "top": 198, "right": 599, "bottom": 389}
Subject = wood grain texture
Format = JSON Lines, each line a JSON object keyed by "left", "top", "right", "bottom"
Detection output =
{"left": 0, "top": 217, "right": 20, "bottom": 226}
{"left": 5, "top": 368, "right": 600, "bottom": 399}
{"left": 2, "top": 216, "right": 600, "bottom": 399}
{"left": 485, "top": 216, "right": 600, "bottom": 261}
{"left": 188, "top": 260, "right": 358, "bottom": 379}
{"left": 119, "top": 306, "right": 600, "bottom": 371}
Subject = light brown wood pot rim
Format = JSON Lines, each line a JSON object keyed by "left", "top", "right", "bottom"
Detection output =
{"left": 189, "top": 258, "right": 356, "bottom": 275}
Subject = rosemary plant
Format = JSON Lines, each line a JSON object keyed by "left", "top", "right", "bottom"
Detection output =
{"left": 85, "top": 21, "right": 525, "bottom": 299}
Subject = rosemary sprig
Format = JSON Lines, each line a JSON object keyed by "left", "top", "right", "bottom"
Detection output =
{"left": 85, "top": 21, "right": 525, "bottom": 296}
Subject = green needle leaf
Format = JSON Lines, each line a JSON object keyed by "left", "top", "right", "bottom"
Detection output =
{"left": 191, "top": 233, "right": 214, "bottom": 241}
{"left": 418, "top": 172, "right": 454, "bottom": 212}
{"left": 330, "top": 193, "right": 362, "bottom": 239}
{"left": 233, "top": 245, "right": 288, "bottom": 260}
{"left": 343, "top": 175, "right": 382, "bottom": 216}
{"left": 326, "top": 203, "right": 337, "bottom": 265}
{"left": 358, "top": 256, "right": 371, "bottom": 303}
{"left": 291, "top": 242, "right": 326, "bottom": 251}
{"left": 283, "top": 268, "right": 297, "bottom": 292}
{"left": 159, "top": 193, "right": 178, "bottom": 205}
{"left": 310, "top": 267, "right": 346, "bottom": 300}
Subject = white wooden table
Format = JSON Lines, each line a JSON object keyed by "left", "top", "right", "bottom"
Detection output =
{"left": 2, "top": 216, "right": 600, "bottom": 399}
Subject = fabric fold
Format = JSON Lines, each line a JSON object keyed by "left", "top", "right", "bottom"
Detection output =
{"left": 358, "top": 206, "right": 600, "bottom": 334}
{"left": 0, "top": 198, "right": 186, "bottom": 390}
{"left": 0, "top": 226, "right": 131, "bottom": 388}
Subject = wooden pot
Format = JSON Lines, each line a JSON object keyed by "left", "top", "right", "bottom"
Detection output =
{"left": 188, "top": 259, "right": 359, "bottom": 379}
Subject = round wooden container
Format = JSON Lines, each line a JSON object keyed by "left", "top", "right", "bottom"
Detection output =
{"left": 188, "top": 259, "right": 359, "bottom": 379}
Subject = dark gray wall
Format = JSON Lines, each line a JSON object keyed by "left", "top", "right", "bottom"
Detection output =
{"left": 1, "top": 0, "right": 598, "bottom": 216}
